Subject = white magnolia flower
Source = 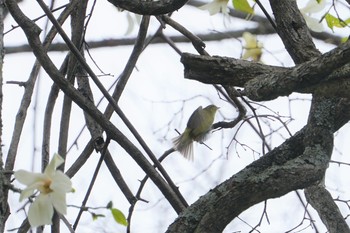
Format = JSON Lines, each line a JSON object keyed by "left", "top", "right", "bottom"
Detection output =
{"left": 242, "top": 32, "right": 263, "bottom": 62}
{"left": 15, "top": 153, "right": 72, "bottom": 227}
{"left": 300, "top": 0, "right": 326, "bottom": 32}
{"left": 199, "top": 0, "right": 229, "bottom": 15}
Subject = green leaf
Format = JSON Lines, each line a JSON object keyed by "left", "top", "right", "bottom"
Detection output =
{"left": 325, "top": 13, "right": 350, "bottom": 31}
{"left": 232, "top": 0, "right": 254, "bottom": 14}
{"left": 111, "top": 208, "right": 128, "bottom": 226}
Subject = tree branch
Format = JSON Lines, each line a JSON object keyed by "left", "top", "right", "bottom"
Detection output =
{"left": 268, "top": 2, "right": 347, "bottom": 233}
{"left": 0, "top": 0, "right": 9, "bottom": 231}
{"left": 168, "top": 0, "right": 350, "bottom": 232}
{"left": 181, "top": 53, "right": 289, "bottom": 86}
{"left": 168, "top": 94, "right": 350, "bottom": 232}
{"left": 166, "top": 126, "right": 330, "bottom": 233}
{"left": 181, "top": 39, "right": 350, "bottom": 101}
{"left": 107, "top": 0, "right": 189, "bottom": 15}
{"left": 6, "top": 0, "right": 187, "bottom": 214}
{"left": 268, "top": 0, "right": 320, "bottom": 63}
{"left": 244, "top": 40, "right": 350, "bottom": 100}
{"left": 305, "top": 185, "right": 350, "bottom": 233}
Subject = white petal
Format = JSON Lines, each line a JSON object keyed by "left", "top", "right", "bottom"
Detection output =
{"left": 19, "top": 186, "right": 38, "bottom": 201}
{"left": 14, "top": 170, "right": 46, "bottom": 186}
{"left": 44, "top": 153, "right": 64, "bottom": 177}
{"left": 28, "top": 194, "right": 54, "bottom": 227}
{"left": 50, "top": 191, "right": 67, "bottom": 215}
{"left": 304, "top": 14, "right": 324, "bottom": 32}
{"left": 301, "top": 0, "right": 326, "bottom": 13}
{"left": 221, "top": 6, "right": 229, "bottom": 14}
{"left": 199, "top": 2, "right": 220, "bottom": 15}
{"left": 50, "top": 171, "right": 72, "bottom": 193}
{"left": 15, "top": 171, "right": 47, "bottom": 201}
{"left": 199, "top": 0, "right": 228, "bottom": 15}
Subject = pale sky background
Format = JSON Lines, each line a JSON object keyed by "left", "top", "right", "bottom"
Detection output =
{"left": 3, "top": 0, "right": 350, "bottom": 232}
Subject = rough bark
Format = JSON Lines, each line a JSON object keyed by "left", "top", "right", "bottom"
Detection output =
{"left": 181, "top": 42, "right": 350, "bottom": 100}
{"left": 0, "top": 0, "right": 8, "bottom": 232}
{"left": 107, "top": 0, "right": 189, "bottom": 15}
{"left": 168, "top": 0, "right": 350, "bottom": 232}
{"left": 305, "top": 185, "right": 350, "bottom": 233}
{"left": 166, "top": 128, "right": 330, "bottom": 232}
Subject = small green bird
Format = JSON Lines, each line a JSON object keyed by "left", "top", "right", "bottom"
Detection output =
{"left": 172, "top": 105, "right": 219, "bottom": 160}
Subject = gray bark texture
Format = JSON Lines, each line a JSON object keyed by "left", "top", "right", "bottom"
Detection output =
{"left": 167, "top": 0, "right": 350, "bottom": 232}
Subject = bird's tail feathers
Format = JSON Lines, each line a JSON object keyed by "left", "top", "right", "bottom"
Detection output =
{"left": 172, "top": 134, "right": 194, "bottom": 160}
